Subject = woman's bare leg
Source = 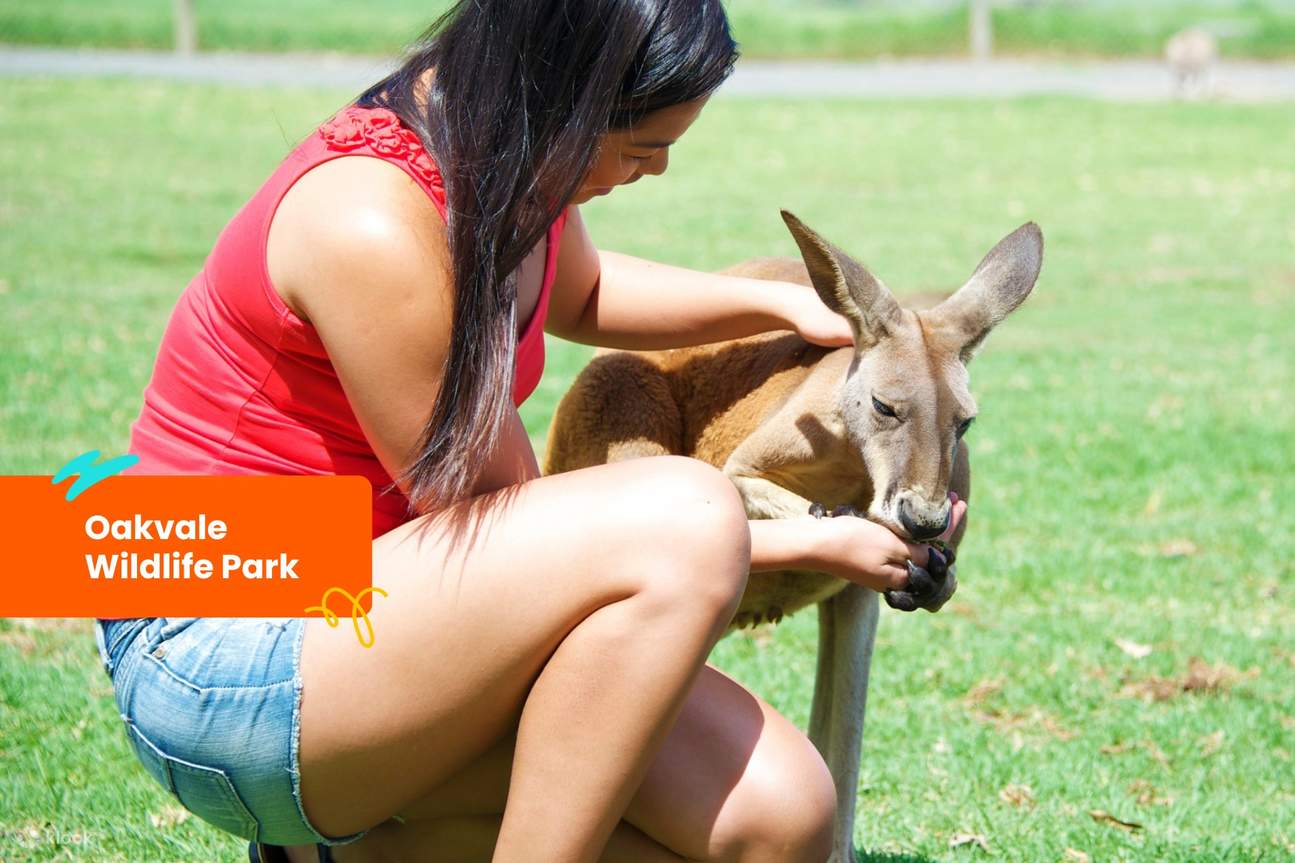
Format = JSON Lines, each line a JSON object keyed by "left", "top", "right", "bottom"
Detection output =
{"left": 328, "top": 815, "right": 686, "bottom": 863}
{"left": 309, "top": 661, "right": 836, "bottom": 863}
{"left": 292, "top": 456, "right": 754, "bottom": 863}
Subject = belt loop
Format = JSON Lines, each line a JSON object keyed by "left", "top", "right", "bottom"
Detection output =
{"left": 93, "top": 618, "right": 115, "bottom": 677}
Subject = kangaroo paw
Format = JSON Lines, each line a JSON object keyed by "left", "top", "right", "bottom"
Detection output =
{"left": 884, "top": 589, "right": 920, "bottom": 612}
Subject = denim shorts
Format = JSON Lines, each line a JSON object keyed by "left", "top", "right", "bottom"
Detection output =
{"left": 93, "top": 617, "right": 371, "bottom": 847}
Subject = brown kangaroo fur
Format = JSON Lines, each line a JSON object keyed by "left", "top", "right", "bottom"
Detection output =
{"left": 543, "top": 212, "right": 1043, "bottom": 862}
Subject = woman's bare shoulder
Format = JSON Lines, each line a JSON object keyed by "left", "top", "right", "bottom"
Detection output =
{"left": 263, "top": 155, "right": 457, "bottom": 482}
{"left": 267, "top": 154, "right": 450, "bottom": 325}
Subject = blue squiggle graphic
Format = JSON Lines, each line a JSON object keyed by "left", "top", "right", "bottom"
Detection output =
{"left": 52, "top": 450, "right": 140, "bottom": 501}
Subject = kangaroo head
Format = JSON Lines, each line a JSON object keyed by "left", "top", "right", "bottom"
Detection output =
{"left": 780, "top": 210, "right": 1043, "bottom": 541}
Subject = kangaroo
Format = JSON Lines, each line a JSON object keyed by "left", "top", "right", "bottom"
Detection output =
{"left": 543, "top": 212, "right": 1043, "bottom": 862}
{"left": 1166, "top": 26, "right": 1218, "bottom": 99}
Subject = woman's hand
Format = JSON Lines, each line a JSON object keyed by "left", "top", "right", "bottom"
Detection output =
{"left": 804, "top": 515, "right": 927, "bottom": 591}
{"left": 775, "top": 281, "right": 854, "bottom": 348}
{"left": 747, "top": 493, "right": 967, "bottom": 591}
{"left": 800, "top": 494, "right": 967, "bottom": 592}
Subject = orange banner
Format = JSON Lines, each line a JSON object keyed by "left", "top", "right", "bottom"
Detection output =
{"left": 0, "top": 475, "right": 374, "bottom": 617}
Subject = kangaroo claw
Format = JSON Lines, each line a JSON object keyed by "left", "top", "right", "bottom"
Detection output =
{"left": 884, "top": 589, "right": 919, "bottom": 611}
{"left": 887, "top": 551, "right": 958, "bottom": 614}
{"left": 905, "top": 559, "right": 936, "bottom": 597}
{"left": 925, "top": 546, "right": 948, "bottom": 581}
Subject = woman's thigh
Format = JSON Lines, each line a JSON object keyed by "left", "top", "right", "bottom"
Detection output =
{"left": 396, "top": 661, "right": 838, "bottom": 862}
{"left": 296, "top": 455, "right": 751, "bottom": 838}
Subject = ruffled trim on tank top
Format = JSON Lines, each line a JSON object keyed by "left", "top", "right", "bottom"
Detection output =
{"left": 318, "top": 106, "right": 445, "bottom": 192}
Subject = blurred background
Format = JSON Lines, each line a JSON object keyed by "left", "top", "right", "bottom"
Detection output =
{"left": 1, "top": 2, "right": 1293, "bottom": 862}
{"left": 1, "top": 0, "right": 1294, "bottom": 59}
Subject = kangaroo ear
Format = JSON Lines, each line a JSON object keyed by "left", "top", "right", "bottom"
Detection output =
{"left": 781, "top": 210, "right": 900, "bottom": 348}
{"left": 929, "top": 222, "right": 1043, "bottom": 363}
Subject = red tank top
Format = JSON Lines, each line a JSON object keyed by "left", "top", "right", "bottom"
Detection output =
{"left": 126, "top": 105, "right": 569, "bottom": 537}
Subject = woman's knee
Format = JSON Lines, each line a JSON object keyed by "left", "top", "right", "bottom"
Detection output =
{"left": 714, "top": 732, "right": 837, "bottom": 863}
{"left": 616, "top": 455, "right": 751, "bottom": 617}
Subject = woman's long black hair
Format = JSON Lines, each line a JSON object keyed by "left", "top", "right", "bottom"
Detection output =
{"left": 356, "top": 0, "right": 738, "bottom": 514}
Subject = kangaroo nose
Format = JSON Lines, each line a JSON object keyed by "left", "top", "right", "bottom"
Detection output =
{"left": 898, "top": 498, "right": 949, "bottom": 541}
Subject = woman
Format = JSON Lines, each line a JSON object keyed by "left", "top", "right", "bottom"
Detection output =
{"left": 94, "top": 1, "right": 962, "bottom": 861}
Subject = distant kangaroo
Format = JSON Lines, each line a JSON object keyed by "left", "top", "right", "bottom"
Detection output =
{"left": 543, "top": 212, "right": 1044, "bottom": 862}
{"left": 1166, "top": 26, "right": 1218, "bottom": 99}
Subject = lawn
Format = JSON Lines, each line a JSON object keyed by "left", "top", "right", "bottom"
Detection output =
{"left": 1, "top": 77, "right": 1293, "bottom": 861}
{"left": 2, "top": 0, "right": 1295, "bottom": 60}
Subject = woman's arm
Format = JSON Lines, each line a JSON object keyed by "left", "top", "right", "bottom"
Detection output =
{"left": 266, "top": 156, "right": 536, "bottom": 506}
{"left": 749, "top": 496, "right": 965, "bottom": 591}
{"left": 546, "top": 208, "right": 852, "bottom": 350}
{"left": 749, "top": 515, "right": 919, "bottom": 592}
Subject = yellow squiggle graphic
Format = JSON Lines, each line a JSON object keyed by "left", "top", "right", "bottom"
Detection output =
{"left": 304, "top": 586, "right": 388, "bottom": 648}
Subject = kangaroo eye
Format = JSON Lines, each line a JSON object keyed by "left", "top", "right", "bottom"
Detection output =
{"left": 872, "top": 396, "right": 897, "bottom": 418}
{"left": 956, "top": 418, "right": 975, "bottom": 438}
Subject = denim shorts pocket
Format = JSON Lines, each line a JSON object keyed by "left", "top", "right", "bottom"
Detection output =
{"left": 125, "top": 719, "right": 260, "bottom": 842}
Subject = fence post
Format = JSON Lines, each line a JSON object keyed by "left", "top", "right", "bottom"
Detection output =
{"left": 174, "top": 0, "right": 197, "bottom": 55}
{"left": 970, "top": 0, "right": 993, "bottom": 61}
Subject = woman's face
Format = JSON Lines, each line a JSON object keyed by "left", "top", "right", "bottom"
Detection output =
{"left": 571, "top": 97, "right": 711, "bottom": 205}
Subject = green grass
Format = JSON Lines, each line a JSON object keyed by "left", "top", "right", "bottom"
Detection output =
{"left": 2, "top": 0, "right": 1295, "bottom": 59}
{"left": 2, "top": 78, "right": 1294, "bottom": 861}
